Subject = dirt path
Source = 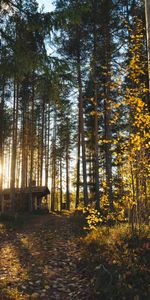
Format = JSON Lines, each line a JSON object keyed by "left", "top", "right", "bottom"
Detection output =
{"left": 0, "top": 213, "right": 93, "bottom": 300}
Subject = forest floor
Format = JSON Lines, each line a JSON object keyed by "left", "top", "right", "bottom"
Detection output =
{"left": 0, "top": 212, "right": 93, "bottom": 300}
{"left": 0, "top": 212, "right": 150, "bottom": 300}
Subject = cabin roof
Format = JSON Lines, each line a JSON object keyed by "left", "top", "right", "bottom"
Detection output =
{"left": 2, "top": 186, "right": 50, "bottom": 197}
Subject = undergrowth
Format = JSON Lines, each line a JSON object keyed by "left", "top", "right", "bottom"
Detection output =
{"left": 70, "top": 210, "right": 87, "bottom": 236}
{"left": 80, "top": 223, "right": 150, "bottom": 299}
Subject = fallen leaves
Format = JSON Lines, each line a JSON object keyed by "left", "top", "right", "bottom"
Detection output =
{"left": 0, "top": 214, "right": 92, "bottom": 300}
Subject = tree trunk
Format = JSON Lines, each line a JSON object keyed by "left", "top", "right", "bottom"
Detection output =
{"left": 29, "top": 78, "right": 35, "bottom": 212}
{"left": 92, "top": 14, "right": 100, "bottom": 210}
{"left": 51, "top": 108, "right": 57, "bottom": 211}
{"left": 75, "top": 106, "right": 81, "bottom": 208}
{"left": 104, "top": 94, "right": 114, "bottom": 210}
{"left": 66, "top": 146, "right": 70, "bottom": 210}
{"left": 93, "top": 81, "right": 100, "bottom": 210}
{"left": 104, "top": 23, "right": 114, "bottom": 211}
{"left": 145, "top": 0, "right": 150, "bottom": 90}
{"left": 40, "top": 99, "right": 45, "bottom": 186}
{"left": 10, "top": 80, "right": 19, "bottom": 213}
{"left": 77, "top": 51, "right": 89, "bottom": 207}
{"left": 45, "top": 105, "right": 51, "bottom": 187}
{"left": 21, "top": 80, "right": 28, "bottom": 188}
{"left": 37, "top": 124, "right": 40, "bottom": 186}
{"left": 60, "top": 158, "right": 63, "bottom": 210}
{"left": 0, "top": 83, "right": 5, "bottom": 212}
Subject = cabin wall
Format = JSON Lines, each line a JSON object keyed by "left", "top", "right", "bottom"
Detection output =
{"left": 0, "top": 194, "right": 49, "bottom": 214}
{"left": 0, "top": 187, "right": 50, "bottom": 215}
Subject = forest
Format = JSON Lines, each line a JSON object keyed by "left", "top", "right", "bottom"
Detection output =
{"left": 0, "top": 0, "right": 150, "bottom": 299}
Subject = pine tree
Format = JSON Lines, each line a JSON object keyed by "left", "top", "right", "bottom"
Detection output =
{"left": 54, "top": 0, "right": 89, "bottom": 207}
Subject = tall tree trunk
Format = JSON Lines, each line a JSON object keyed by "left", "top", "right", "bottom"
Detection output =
{"left": 10, "top": 80, "right": 19, "bottom": 213}
{"left": 51, "top": 108, "right": 57, "bottom": 211}
{"left": 29, "top": 78, "right": 35, "bottom": 211}
{"left": 51, "top": 158, "right": 56, "bottom": 211}
{"left": 40, "top": 99, "right": 45, "bottom": 186}
{"left": 37, "top": 124, "right": 40, "bottom": 186}
{"left": 21, "top": 82, "right": 28, "bottom": 188}
{"left": 0, "top": 83, "right": 5, "bottom": 212}
{"left": 104, "top": 93, "right": 114, "bottom": 210}
{"left": 75, "top": 105, "right": 81, "bottom": 208}
{"left": 104, "top": 24, "right": 114, "bottom": 211}
{"left": 77, "top": 47, "right": 88, "bottom": 207}
{"left": 60, "top": 157, "right": 63, "bottom": 210}
{"left": 93, "top": 80, "right": 100, "bottom": 210}
{"left": 66, "top": 146, "right": 70, "bottom": 210}
{"left": 45, "top": 105, "right": 50, "bottom": 187}
{"left": 92, "top": 13, "right": 100, "bottom": 210}
{"left": 145, "top": 0, "right": 150, "bottom": 90}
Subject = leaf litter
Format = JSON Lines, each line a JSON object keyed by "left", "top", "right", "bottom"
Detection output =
{"left": 0, "top": 213, "right": 93, "bottom": 300}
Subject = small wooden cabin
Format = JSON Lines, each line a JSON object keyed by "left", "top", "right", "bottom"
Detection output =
{"left": 0, "top": 186, "right": 50, "bottom": 214}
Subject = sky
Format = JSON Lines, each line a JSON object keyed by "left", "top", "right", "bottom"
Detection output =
{"left": 37, "top": 0, "right": 54, "bottom": 12}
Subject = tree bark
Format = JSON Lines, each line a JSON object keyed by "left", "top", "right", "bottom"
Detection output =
{"left": 93, "top": 81, "right": 100, "bottom": 210}
{"left": 45, "top": 104, "right": 51, "bottom": 187}
{"left": 145, "top": 0, "right": 150, "bottom": 90}
{"left": 104, "top": 93, "right": 114, "bottom": 210}
{"left": 60, "top": 158, "right": 63, "bottom": 210}
{"left": 29, "top": 78, "right": 35, "bottom": 212}
{"left": 21, "top": 78, "right": 29, "bottom": 188}
{"left": 40, "top": 98, "right": 45, "bottom": 186}
{"left": 92, "top": 12, "right": 100, "bottom": 210}
{"left": 10, "top": 80, "right": 19, "bottom": 213}
{"left": 0, "top": 83, "right": 5, "bottom": 212}
{"left": 75, "top": 105, "right": 81, "bottom": 208}
{"left": 51, "top": 107, "right": 57, "bottom": 211}
{"left": 104, "top": 21, "right": 114, "bottom": 211}
{"left": 66, "top": 146, "right": 70, "bottom": 210}
{"left": 77, "top": 47, "right": 89, "bottom": 207}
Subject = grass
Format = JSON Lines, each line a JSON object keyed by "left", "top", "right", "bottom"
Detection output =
{"left": 80, "top": 223, "right": 150, "bottom": 299}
